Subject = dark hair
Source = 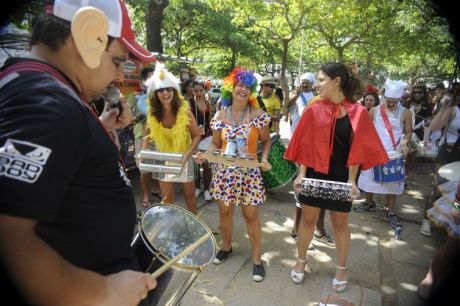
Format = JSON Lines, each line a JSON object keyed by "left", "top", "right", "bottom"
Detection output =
{"left": 181, "top": 79, "right": 193, "bottom": 95}
{"left": 141, "top": 67, "right": 154, "bottom": 81}
{"left": 319, "top": 62, "right": 361, "bottom": 102}
{"left": 31, "top": 10, "right": 114, "bottom": 52}
{"left": 149, "top": 90, "right": 181, "bottom": 122}
{"left": 192, "top": 80, "right": 205, "bottom": 88}
{"left": 361, "top": 92, "right": 380, "bottom": 108}
{"left": 30, "top": 14, "right": 71, "bottom": 51}
{"left": 435, "top": 83, "right": 446, "bottom": 90}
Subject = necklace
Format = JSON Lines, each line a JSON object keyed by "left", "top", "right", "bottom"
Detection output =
{"left": 228, "top": 105, "right": 249, "bottom": 128}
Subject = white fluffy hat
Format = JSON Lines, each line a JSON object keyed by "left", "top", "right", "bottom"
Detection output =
{"left": 384, "top": 80, "right": 407, "bottom": 99}
{"left": 300, "top": 72, "right": 315, "bottom": 84}
{"left": 146, "top": 62, "right": 181, "bottom": 94}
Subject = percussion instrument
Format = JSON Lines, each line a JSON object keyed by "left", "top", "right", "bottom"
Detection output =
{"left": 195, "top": 139, "right": 264, "bottom": 169}
{"left": 408, "top": 133, "right": 420, "bottom": 153}
{"left": 417, "top": 141, "right": 439, "bottom": 158}
{"left": 373, "top": 151, "right": 405, "bottom": 184}
{"left": 438, "top": 161, "right": 460, "bottom": 182}
{"left": 300, "top": 178, "right": 353, "bottom": 202}
{"left": 139, "top": 150, "right": 194, "bottom": 182}
{"left": 197, "top": 136, "right": 212, "bottom": 152}
{"left": 260, "top": 136, "right": 297, "bottom": 189}
{"left": 132, "top": 204, "right": 217, "bottom": 306}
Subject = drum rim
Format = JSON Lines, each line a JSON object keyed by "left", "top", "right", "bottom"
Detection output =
{"left": 139, "top": 203, "right": 217, "bottom": 271}
{"left": 197, "top": 135, "right": 213, "bottom": 152}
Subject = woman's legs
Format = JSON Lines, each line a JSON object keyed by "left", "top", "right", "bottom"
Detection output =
{"left": 293, "top": 205, "right": 320, "bottom": 272}
{"left": 330, "top": 211, "right": 350, "bottom": 282}
{"left": 202, "top": 162, "right": 212, "bottom": 191}
{"left": 241, "top": 204, "right": 262, "bottom": 264}
{"left": 159, "top": 181, "right": 175, "bottom": 204}
{"left": 182, "top": 181, "right": 197, "bottom": 214}
{"left": 218, "top": 201, "right": 234, "bottom": 251}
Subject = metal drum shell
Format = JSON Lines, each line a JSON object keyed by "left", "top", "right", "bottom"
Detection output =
{"left": 138, "top": 204, "right": 217, "bottom": 272}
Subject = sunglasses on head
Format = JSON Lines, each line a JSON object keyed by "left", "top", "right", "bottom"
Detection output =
{"left": 264, "top": 83, "right": 275, "bottom": 88}
{"left": 156, "top": 87, "right": 174, "bottom": 93}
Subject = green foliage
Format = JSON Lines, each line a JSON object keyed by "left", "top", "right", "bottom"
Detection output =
{"left": 6, "top": 0, "right": 457, "bottom": 83}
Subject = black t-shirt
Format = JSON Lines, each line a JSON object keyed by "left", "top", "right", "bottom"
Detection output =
{"left": 0, "top": 59, "right": 138, "bottom": 302}
{"left": 407, "top": 101, "right": 432, "bottom": 139}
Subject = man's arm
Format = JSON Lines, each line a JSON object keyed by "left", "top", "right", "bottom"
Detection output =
{"left": 0, "top": 214, "right": 155, "bottom": 306}
{"left": 400, "top": 108, "right": 413, "bottom": 156}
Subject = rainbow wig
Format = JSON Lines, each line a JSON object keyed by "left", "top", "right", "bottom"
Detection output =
{"left": 220, "top": 67, "right": 258, "bottom": 107}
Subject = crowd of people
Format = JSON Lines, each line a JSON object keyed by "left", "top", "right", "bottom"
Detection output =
{"left": 1, "top": 1, "right": 460, "bottom": 305}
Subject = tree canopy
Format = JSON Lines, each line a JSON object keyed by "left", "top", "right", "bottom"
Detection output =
{"left": 4, "top": 0, "right": 458, "bottom": 86}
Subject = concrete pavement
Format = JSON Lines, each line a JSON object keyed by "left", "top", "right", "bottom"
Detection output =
{"left": 128, "top": 121, "right": 443, "bottom": 306}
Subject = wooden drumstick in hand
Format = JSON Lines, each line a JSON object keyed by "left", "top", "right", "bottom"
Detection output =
{"left": 150, "top": 232, "right": 212, "bottom": 279}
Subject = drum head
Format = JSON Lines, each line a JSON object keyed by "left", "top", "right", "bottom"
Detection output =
{"left": 438, "top": 161, "right": 460, "bottom": 182}
{"left": 139, "top": 204, "right": 217, "bottom": 270}
{"left": 197, "top": 136, "right": 213, "bottom": 152}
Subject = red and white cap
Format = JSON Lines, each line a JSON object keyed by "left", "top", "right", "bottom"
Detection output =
{"left": 48, "top": 0, "right": 155, "bottom": 62}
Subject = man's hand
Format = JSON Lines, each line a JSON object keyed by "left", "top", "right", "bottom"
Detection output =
{"left": 102, "top": 271, "right": 156, "bottom": 306}
{"left": 99, "top": 98, "right": 132, "bottom": 131}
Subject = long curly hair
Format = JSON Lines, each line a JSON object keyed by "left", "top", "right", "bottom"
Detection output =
{"left": 149, "top": 89, "right": 183, "bottom": 122}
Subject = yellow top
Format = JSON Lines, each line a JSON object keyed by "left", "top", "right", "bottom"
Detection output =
{"left": 146, "top": 100, "right": 191, "bottom": 153}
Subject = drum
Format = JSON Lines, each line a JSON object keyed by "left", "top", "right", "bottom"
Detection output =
{"left": 260, "top": 137, "right": 298, "bottom": 189}
{"left": 438, "top": 161, "right": 460, "bottom": 182}
{"left": 197, "top": 136, "right": 213, "bottom": 152}
{"left": 132, "top": 204, "right": 217, "bottom": 306}
{"left": 418, "top": 141, "right": 439, "bottom": 158}
{"left": 408, "top": 133, "right": 420, "bottom": 153}
{"left": 373, "top": 151, "right": 405, "bottom": 183}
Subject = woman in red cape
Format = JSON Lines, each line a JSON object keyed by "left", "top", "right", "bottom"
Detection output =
{"left": 284, "top": 62, "right": 388, "bottom": 292}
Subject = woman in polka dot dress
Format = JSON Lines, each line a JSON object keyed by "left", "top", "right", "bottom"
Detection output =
{"left": 195, "top": 67, "right": 271, "bottom": 282}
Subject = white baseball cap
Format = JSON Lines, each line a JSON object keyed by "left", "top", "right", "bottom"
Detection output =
{"left": 47, "top": 0, "right": 155, "bottom": 62}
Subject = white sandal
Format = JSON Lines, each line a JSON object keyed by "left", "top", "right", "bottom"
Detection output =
{"left": 333, "top": 265, "right": 348, "bottom": 293}
{"left": 290, "top": 257, "right": 307, "bottom": 284}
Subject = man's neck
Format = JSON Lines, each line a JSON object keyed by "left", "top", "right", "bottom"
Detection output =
{"left": 30, "top": 43, "right": 82, "bottom": 95}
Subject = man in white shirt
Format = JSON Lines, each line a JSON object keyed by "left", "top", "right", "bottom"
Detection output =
{"left": 285, "top": 72, "right": 315, "bottom": 136}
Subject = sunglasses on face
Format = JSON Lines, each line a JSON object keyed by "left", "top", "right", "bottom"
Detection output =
{"left": 413, "top": 91, "right": 423, "bottom": 94}
{"left": 264, "top": 84, "right": 275, "bottom": 88}
{"left": 156, "top": 87, "right": 174, "bottom": 93}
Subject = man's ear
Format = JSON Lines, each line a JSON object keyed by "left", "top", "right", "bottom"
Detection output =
{"left": 71, "top": 7, "right": 108, "bottom": 69}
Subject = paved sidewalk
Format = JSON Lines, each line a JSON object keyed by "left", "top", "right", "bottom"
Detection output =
{"left": 128, "top": 156, "right": 442, "bottom": 306}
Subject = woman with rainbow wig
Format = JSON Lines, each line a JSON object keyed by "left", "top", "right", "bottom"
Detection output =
{"left": 195, "top": 67, "right": 271, "bottom": 281}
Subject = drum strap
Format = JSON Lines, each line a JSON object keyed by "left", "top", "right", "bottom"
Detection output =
{"left": 380, "top": 105, "right": 400, "bottom": 150}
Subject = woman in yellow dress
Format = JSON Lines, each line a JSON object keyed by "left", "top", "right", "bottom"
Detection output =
{"left": 143, "top": 67, "right": 202, "bottom": 214}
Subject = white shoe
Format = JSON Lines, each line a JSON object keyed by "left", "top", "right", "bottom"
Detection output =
{"left": 204, "top": 190, "right": 212, "bottom": 201}
{"left": 195, "top": 188, "right": 202, "bottom": 198}
{"left": 420, "top": 219, "right": 432, "bottom": 237}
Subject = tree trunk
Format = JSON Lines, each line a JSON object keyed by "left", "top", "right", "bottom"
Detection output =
{"left": 280, "top": 39, "right": 290, "bottom": 110}
{"left": 146, "top": 0, "right": 169, "bottom": 53}
{"left": 229, "top": 49, "right": 237, "bottom": 73}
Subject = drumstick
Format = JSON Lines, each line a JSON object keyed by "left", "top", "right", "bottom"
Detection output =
{"left": 150, "top": 232, "right": 212, "bottom": 279}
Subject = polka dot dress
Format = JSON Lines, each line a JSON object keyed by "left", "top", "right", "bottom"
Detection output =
{"left": 210, "top": 113, "right": 270, "bottom": 206}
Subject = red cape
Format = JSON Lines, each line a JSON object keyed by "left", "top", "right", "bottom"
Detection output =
{"left": 284, "top": 99, "right": 389, "bottom": 174}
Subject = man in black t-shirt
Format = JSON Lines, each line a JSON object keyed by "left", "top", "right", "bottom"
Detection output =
{"left": 0, "top": 1, "right": 156, "bottom": 305}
